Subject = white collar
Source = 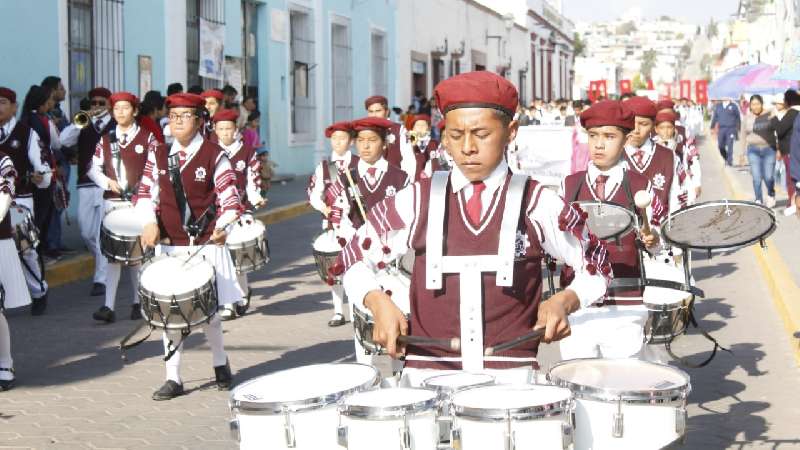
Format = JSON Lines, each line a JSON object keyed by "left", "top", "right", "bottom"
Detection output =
{"left": 450, "top": 159, "right": 509, "bottom": 194}
{"left": 626, "top": 137, "right": 653, "bottom": 156}
{"left": 331, "top": 150, "right": 351, "bottom": 162}
{"left": 116, "top": 123, "right": 139, "bottom": 142}
{"left": 170, "top": 131, "right": 204, "bottom": 157}
{"left": 358, "top": 157, "right": 388, "bottom": 175}
{"left": 0, "top": 117, "right": 17, "bottom": 139}
{"left": 221, "top": 139, "right": 243, "bottom": 155}
{"left": 587, "top": 160, "right": 626, "bottom": 183}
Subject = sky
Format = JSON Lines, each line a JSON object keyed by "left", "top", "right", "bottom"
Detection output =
{"left": 562, "top": 0, "right": 740, "bottom": 25}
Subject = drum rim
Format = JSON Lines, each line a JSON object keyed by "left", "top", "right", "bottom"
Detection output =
{"left": 338, "top": 388, "right": 438, "bottom": 419}
{"left": 230, "top": 363, "right": 381, "bottom": 415}
{"left": 138, "top": 255, "right": 215, "bottom": 300}
{"left": 421, "top": 372, "right": 496, "bottom": 394}
{"left": 451, "top": 385, "right": 572, "bottom": 422}
{"left": 662, "top": 200, "right": 777, "bottom": 251}
{"left": 547, "top": 358, "right": 691, "bottom": 404}
{"left": 100, "top": 225, "right": 144, "bottom": 241}
{"left": 574, "top": 200, "right": 637, "bottom": 241}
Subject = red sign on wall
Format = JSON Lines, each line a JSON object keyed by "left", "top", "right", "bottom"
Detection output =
{"left": 619, "top": 79, "right": 632, "bottom": 94}
{"left": 695, "top": 80, "right": 708, "bottom": 104}
{"left": 680, "top": 80, "right": 692, "bottom": 99}
{"left": 588, "top": 80, "right": 608, "bottom": 101}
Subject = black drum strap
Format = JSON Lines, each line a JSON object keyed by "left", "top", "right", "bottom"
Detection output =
{"left": 571, "top": 175, "right": 584, "bottom": 203}
{"left": 167, "top": 153, "right": 192, "bottom": 229}
{"left": 664, "top": 299, "right": 732, "bottom": 368}
{"left": 119, "top": 320, "right": 153, "bottom": 361}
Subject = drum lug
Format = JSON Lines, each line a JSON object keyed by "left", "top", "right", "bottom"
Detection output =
{"left": 675, "top": 406, "right": 687, "bottom": 439}
{"left": 505, "top": 412, "right": 516, "bottom": 450}
{"left": 612, "top": 397, "right": 624, "bottom": 438}
{"left": 400, "top": 414, "right": 412, "bottom": 450}
{"left": 450, "top": 427, "right": 462, "bottom": 450}
{"left": 283, "top": 408, "right": 296, "bottom": 448}
{"left": 336, "top": 425, "right": 348, "bottom": 448}
{"left": 561, "top": 422, "right": 574, "bottom": 449}
{"left": 228, "top": 418, "right": 240, "bottom": 443}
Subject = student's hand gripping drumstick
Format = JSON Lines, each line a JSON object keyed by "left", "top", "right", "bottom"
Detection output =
{"left": 484, "top": 328, "right": 546, "bottom": 356}
{"left": 343, "top": 169, "right": 368, "bottom": 221}
{"left": 634, "top": 190, "right": 659, "bottom": 248}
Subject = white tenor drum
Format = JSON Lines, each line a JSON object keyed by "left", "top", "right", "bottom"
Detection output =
{"left": 643, "top": 260, "right": 692, "bottom": 344}
{"left": 312, "top": 230, "right": 342, "bottom": 284}
{"left": 337, "top": 387, "right": 439, "bottom": 450}
{"left": 450, "top": 384, "right": 574, "bottom": 450}
{"left": 422, "top": 372, "right": 496, "bottom": 443}
{"left": 352, "top": 267, "right": 411, "bottom": 355}
{"left": 229, "top": 363, "right": 380, "bottom": 450}
{"left": 548, "top": 358, "right": 691, "bottom": 450}
{"left": 227, "top": 215, "right": 269, "bottom": 274}
{"left": 9, "top": 203, "right": 39, "bottom": 253}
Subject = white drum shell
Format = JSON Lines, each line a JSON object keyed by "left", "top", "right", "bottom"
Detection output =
{"left": 237, "top": 407, "right": 341, "bottom": 450}
{"left": 572, "top": 398, "right": 683, "bottom": 450}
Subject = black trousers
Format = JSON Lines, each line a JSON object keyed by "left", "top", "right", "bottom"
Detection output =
{"left": 32, "top": 186, "right": 54, "bottom": 253}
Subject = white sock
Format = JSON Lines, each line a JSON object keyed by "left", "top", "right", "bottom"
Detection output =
{"left": 163, "top": 330, "right": 183, "bottom": 383}
{"left": 202, "top": 315, "right": 227, "bottom": 367}
{"left": 0, "top": 313, "right": 13, "bottom": 380}
{"left": 332, "top": 285, "right": 345, "bottom": 316}
{"left": 104, "top": 263, "right": 121, "bottom": 310}
{"left": 237, "top": 273, "right": 248, "bottom": 304}
{"left": 129, "top": 265, "right": 140, "bottom": 305}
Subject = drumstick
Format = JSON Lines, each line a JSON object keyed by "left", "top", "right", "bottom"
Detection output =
{"left": 343, "top": 168, "right": 368, "bottom": 221}
{"left": 484, "top": 328, "right": 545, "bottom": 356}
{"left": 634, "top": 190, "right": 652, "bottom": 237}
{"left": 397, "top": 335, "right": 461, "bottom": 351}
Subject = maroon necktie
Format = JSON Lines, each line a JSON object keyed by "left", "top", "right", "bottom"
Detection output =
{"left": 367, "top": 167, "right": 377, "bottom": 179}
{"left": 595, "top": 174, "right": 609, "bottom": 201}
{"left": 466, "top": 181, "right": 486, "bottom": 226}
{"left": 633, "top": 149, "right": 645, "bottom": 166}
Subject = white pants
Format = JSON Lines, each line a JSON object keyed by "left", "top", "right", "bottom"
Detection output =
{"left": 14, "top": 197, "right": 48, "bottom": 298}
{"left": 104, "top": 263, "right": 140, "bottom": 310}
{"left": 0, "top": 313, "right": 12, "bottom": 379}
{"left": 162, "top": 314, "right": 226, "bottom": 383}
{"left": 78, "top": 186, "right": 107, "bottom": 284}
{"left": 559, "top": 305, "right": 648, "bottom": 360}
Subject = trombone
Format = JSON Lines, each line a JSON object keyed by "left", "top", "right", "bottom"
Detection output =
{"left": 73, "top": 109, "right": 104, "bottom": 129}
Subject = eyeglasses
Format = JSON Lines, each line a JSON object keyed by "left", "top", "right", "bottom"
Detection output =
{"left": 169, "top": 112, "right": 196, "bottom": 122}
{"left": 91, "top": 100, "right": 107, "bottom": 107}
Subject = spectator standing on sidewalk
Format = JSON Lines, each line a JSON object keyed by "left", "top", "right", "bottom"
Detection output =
{"left": 742, "top": 95, "right": 777, "bottom": 207}
{"left": 771, "top": 89, "right": 800, "bottom": 216}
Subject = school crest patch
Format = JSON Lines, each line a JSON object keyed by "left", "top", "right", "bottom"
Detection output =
{"left": 195, "top": 167, "right": 207, "bottom": 182}
{"left": 653, "top": 173, "right": 666, "bottom": 190}
{"left": 236, "top": 160, "right": 246, "bottom": 172}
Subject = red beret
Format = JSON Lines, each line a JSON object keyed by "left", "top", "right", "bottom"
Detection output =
{"left": 325, "top": 121, "right": 353, "bottom": 138}
{"left": 655, "top": 100, "right": 675, "bottom": 112}
{"left": 580, "top": 100, "right": 635, "bottom": 130}
{"left": 0, "top": 87, "right": 16, "bottom": 103}
{"left": 413, "top": 114, "right": 431, "bottom": 125}
{"left": 364, "top": 95, "right": 388, "bottom": 110}
{"left": 351, "top": 117, "right": 394, "bottom": 135}
{"left": 109, "top": 91, "right": 138, "bottom": 108}
{"left": 655, "top": 110, "right": 677, "bottom": 124}
{"left": 437, "top": 120, "right": 446, "bottom": 131}
{"left": 624, "top": 96, "right": 657, "bottom": 119}
{"left": 202, "top": 89, "right": 224, "bottom": 101}
{"left": 89, "top": 87, "right": 112, "bottom": 99}
{"left": 434, "top": 71, "right": 518, "bottom": 117}
{"left": 212, "top": 108, "right": 239, "bottom": 123}
{"left": 166, "top": 93, "right": 205, "bottom": 109}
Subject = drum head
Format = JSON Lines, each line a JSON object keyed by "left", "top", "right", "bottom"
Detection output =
{"left": 228, "top": 218, "right": 265, "bottom": 245}
{"left": 140, "top": 256, "right": 214, "bottom": 297}
{"left": 342, "top": 387, "right": 436, "bottom": 408}
{"left": 452, "top": 384, "right": 571, "bottom": 411}
{"left": 422, "top": 372, "right": 495, "bottom": 392}
{"left": 662, "top": 200, "right": 776, "bottom": 250}
{"left": 9, "top": 205, "right": 28, "bottom": 223}
{"left": 576, "top": 201, "right": 636, "bottom": 241}
{"left": 103, "top": 208, "right": 144, "bottom": 236}
{"left": 313, "top": 230, "right": 341, "bottom": 252}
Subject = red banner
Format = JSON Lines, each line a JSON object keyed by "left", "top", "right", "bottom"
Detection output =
{"left": 619, "top": 79, "right": 632, "bottom": 94}
{"left": 680, "top": 80, "right": 692, "bottom": 99}
{"left": 647, "top": 79, "right": 655, "bottom": 90}
{"left": 695, "top": 80, "right": 708, "bottom": 104}
{"left": 588, "top": 80, "right": 608, "bottom": 102}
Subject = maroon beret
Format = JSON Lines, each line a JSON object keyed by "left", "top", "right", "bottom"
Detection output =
{"left": 655, "top": 99, "right": 675, "bottom": 112}
{"left": 655, "top": 110, "right": 677, "bottom": 124}
{"left": 0, "top": 87, "right": 16, "bottom": 103}
{"left": 325, "top": 121, "right": 353, "bottom": 138}
{"left": 434, "top": 71, "right": 518, "bottom": 117}
{"left": 212, "top": 108, "right": 239, "bottom": 123}
{"left": 166, "top": 93, "right": 205, "bottom": 109}
{"left": 89, "top": 87, "right": 112, "bottom": 99}
{"left": 364, "top": 95, "right": 388, "bottom": 110}
{"left": 202, "top": 89, "right": 224, "bottom": 101}
{"left": 413, "top": 114, "right": 431, "bottom": 125}
{"left": 351, "top": 117, "right": 395, "bottom": 135}
{"left": 580, "top": 100, "right": 635, "bottom": 130}
{"left": 109, "top": 91, "right": 138, "bottom": 108}
{"left": 624, "top": 96, "right": 657, "bottom": 119}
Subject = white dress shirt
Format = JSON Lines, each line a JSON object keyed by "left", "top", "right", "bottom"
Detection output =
{"left": 59, "top": 111, "right": 112, "bottom": 147}
{"left": 0, "top": 117, "right": 52, "bottom": 191}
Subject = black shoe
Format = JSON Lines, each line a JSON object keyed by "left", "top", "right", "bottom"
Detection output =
{"left": 92, "top": 306, "right": 116, "bottom": 323}
{"left": 30, "top": 295, "right": 47, "bottom": 316}
{"left": 90, "top": 283, "right": 106, "bottom": 297}
{"left": 130, "top": 304, "right": 142, "bottom": 320}
{"left": 328, "top": 313, "right": 347, "bottom": 327}
{"left": 0, "top": 368, "right": 15, "bottom": 391}
{"left": 214, "top": 360, "right": 233, "bottom": 391}
{"left": 152, "top": 380, "right": 184, "bottom": 401}
{"left": 234, "top": 291, "right": 251, "bottom": 317}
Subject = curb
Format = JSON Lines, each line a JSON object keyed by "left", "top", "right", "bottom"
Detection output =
{"left": 718, "top": 158, "right": 800, "bottom": 366}
{"left": 45, "top": 201, "right": 313, "bottom": 289}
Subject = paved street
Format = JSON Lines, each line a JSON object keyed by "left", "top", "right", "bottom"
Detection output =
{"left": 2, "top": 136, "right": 800, "bottom": 449}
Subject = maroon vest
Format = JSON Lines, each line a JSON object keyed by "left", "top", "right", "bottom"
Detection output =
{"left": 562, "top": 169, "right": 649, "bottom": 302}
{"left": 156, "top": 140, "right": 221, "bottom": 246}
{"left": 228, "top": 142, "right": 257, "bottom": 209}
{"left": 411, "top": 139, "right": 437, "bottom": 181}
{"left": 78, "top": 119, "right": 115, "bottom": 186}
{"left": 0, "top": 121, "right": 33, "bottom": 197}
{"left": 0, "top": 152, "right": 12, "bottom": 239}
{"left": 407, "top": 174, "right": 544, "bottom": 370}
{"left": 384, "top": 122, "right": 403, "bottom": 168}
{"left": 625, "top": 142, "right": 674, "bottom": 210}
{"left": 100, "top": 129, "right": 152, "bottom": 200}
{"left": 346, "top": 163, "right": 408, "bottom": 229}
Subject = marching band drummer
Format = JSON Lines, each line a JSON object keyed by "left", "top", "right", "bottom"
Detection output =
{"left": 337, "top": 71, "right": 610, "bottom": 385}
{"left": 653, "top": 109, "right": 701, "bottom": 207}
{"left": 212, "top": 109, "right": 266, "bottom": 320}
{"left": 364, "top": 96, "right": 411, "bottom": 178}
{"left": 137, "top": 93, "right": 243, "bottom": 401}
{"left": 0, "top": 149, "right": 33, "bottom": 390}
{"left": 0, "top": 87, "right": 51, "bottom": 315}
{"left": 558, "top": 100, "right": 666, "bottom": 360}
{"left": 306, "top": 120, "right": 358, "bottom": 327}
{"left": 88, "top": 92, "right": 158, "bottom": 323}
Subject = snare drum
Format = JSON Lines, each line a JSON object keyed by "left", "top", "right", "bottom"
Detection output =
{"left": 575, "top": 201, "right": 637, "bottom": 241}
{"left": 10, "top": 204, "right": 38, "bottom": 253}
{"left": 662, "top": 200, "right": 776, "bottom": 251}
{"left": 352, "top": 268, "right": 411, "bottom": 355}
{"left": 138, "top": 255, "right": 218, "bottom": 330}
{"left": 100, "top": 204, "right": 151, "bottom": 265}
{"left": 312, "top": 230, "right": 342, "bottom": 284}
{"left": 227, "top": 216, "right": 269, "bottom": 274}
{"left": 229, "top": 363, "right": 380, "bottom": 450}
{"left": 338, "top": 387, "right": 439, "bottom": 450}
{"left": 422, "top": 372, "right": 495, "bottom": 443}
{"left": 450, "top": 384, "right": 574, "bottom": 450}
{"left": 548, "top": 358, "right": 691, "bottom": 450}
{"left": 643, "top": 260, "right": 692, "bottom": 344}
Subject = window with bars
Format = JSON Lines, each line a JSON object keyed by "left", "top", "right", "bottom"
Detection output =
{"left": 290, "top": 7, "right": 316, "bottom": 137}
{"left": 67, "top": 0, "right": 124, "bottom": 114}
{"left": 370, "top": 31, "right": 388, "bottom": 97}
{"left": 187, "top": 0, "right": 225, "bottom": 89}
{"left": 331, "top": 20, "right": 352, "bottom": 122}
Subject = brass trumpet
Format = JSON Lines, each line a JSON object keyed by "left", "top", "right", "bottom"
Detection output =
{"left": 408, "top": 130, "right": 429, "bottom": 146}
{"left": 73, "top": 109, "right": 103, "bottom": 129}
